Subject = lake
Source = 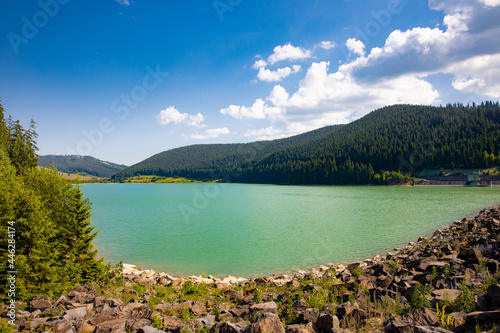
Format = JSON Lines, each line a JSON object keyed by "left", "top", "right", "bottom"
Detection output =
{"left": 81, "top": 183, "right": 500, "bottom": 278}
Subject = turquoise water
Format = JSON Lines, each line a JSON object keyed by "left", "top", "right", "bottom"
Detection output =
{"left": 81, "top": 184, "right": 500, "bottom": 277}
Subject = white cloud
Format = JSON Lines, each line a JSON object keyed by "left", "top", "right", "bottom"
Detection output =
{"left": 253, "top": 59, "right": 267, "bottom": 69}
{"left": 318, "top": 41, "right": 336, "bottom": 50}
{"left": 220, "top": 99, "right": 284, "bottom": 121}
{"left": 447, "top": 54, "right": 500, "bottom": 98}
{"left": 478, "top": 0, "right": 500, "bottom": 6}
{"left": 116, "top": 0, "right": 130, "bottom": 5}
{"left": 156, "top": 106, "right": 206, "bottom": 128}
{"left": 346, "top": 38, "right": 365, "bottom": 56}
{"left": 188, "top": 128, "right": 230, "bottom": 140}
{"left": 244, "top": 127, "right": 287, "bottom": 140}
{"left": 256, "top": 65, "right": 301, "bottom": 82}
{"left": 267, "top": 44, "right": 313, "bottom": 65}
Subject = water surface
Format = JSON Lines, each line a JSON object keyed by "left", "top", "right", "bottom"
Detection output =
{"left": 82, "top": 184, "right": 500, "bottom": 277}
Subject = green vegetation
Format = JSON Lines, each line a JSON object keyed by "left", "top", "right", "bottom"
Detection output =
{"left": 38, "top": 155, "right": 127, "bottom": 178}
{"left": 122, "top": 175, "right": 219, "bottom": 183}
{"left": 0, "top": 101, "right": 104, "bottom": 301}
{"left": 113, "top": 102, "right": 500, "bottom": 185}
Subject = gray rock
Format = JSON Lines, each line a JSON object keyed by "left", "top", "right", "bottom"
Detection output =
{"left": 211, "top": 321, "right": 244, "bottom": 333}
{"left": 298, "top": 308, "right": 318, "bottom": 324}
{"left": 29, "top": 296, "right": 52, "bottom": 312}
{"left": 285, "top": 322, "right": 316, "bottom": 333}
{"left": 246, "top": 313, "right": 284, "bottom": 333}
{"left": 94, "top": 318, "right": 128, "bottom": 333}
{"left": 384, "top": 318, "right": 414, "bottom": 333}
{"left": 250, "top": 301, "right": 278, "bottom": 315}
{"left": 62, "top": 306, "right": 91, "bottom": 321}
{"left": 465, "top": 310, "right": 500, "bottom": 325}
{"left": 487, "top": 284, "right": 500, "bottom": 307}
{"left": 137, "top": 326, "right": 165, "bottom": 333}
{"left": 315, "top": 313, "right": 340, "bottom": 332}
{"left": 402, "top": 307, "right": 437, "bottom": 327}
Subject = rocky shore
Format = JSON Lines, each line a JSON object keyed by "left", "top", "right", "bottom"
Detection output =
{"left": 3, "top": 206, "right": 500, "bottom": 333}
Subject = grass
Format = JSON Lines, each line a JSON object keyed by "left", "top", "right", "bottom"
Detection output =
{"left": 123, "top": 175, "right": 221, "bottom": 183}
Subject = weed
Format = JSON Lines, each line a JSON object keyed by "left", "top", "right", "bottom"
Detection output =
{"left": 306, "top": 289, "right": 329, "bottom": 310}
{"left": 253, "top": 289, "right": 262, "bottom": 304}
{"left": 0, "top": 320, "right": 13, "bottom": 333}
{"left": 410, "top": 283, "right": 431, "bottom": 309}
{"left": 436, "top": 304, "right": 454, "bottom": 329}
{"left": 453, "top": 284, "right": 476, "bottom": 313}
{"left": 151, "top": 314, "right": 164, "bottom": 330}
{"left": 132, "top": 284, "right": 147, "bottom": 295}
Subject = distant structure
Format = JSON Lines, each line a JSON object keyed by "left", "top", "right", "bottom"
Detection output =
{"left": 467, "top": 174, "right": 480, "bottom": 186}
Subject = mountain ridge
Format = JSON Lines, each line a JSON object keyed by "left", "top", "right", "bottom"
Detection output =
{"left": 38, "top": 155, "right": 127, "bottom": 178}
{"left": 113, "top": 102, "right": 500, "bottom": 184}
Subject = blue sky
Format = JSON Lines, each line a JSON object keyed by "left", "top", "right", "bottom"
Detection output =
{"left": 1, "top": 0, "right": 499, "bottom": 165}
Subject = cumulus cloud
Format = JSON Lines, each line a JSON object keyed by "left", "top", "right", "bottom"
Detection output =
{"left": 244, "top": 127, "right": 288, "bottom": 140}
{"left": 253, "top": 59, "right": 267, "bottom": 69}
{"left": 257, "top": 65, "right": 301, "bottom": 82}
{"left": 156, "top": 106, "right": 206, "bottom": 128}
{"left": 318, "top": 41, "right": 336, "bottom": 50}
{"left": 267, "top": 44, "right": 312, "bottom": 65}
{"left": 346, "top": 38, "right": 365, "bottom": 56}
{"left": 349, "top": 0, "right": 500, "bottom": 95}
{"left": 188, "top": 128, "right": 230, "bottom": 140}
{"left": 220, "top": 99, "right": 284, "bottom": 121}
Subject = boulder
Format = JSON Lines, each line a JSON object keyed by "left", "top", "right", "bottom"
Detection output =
{"left": 402, "top": 307, "right": 437, "bottom": 327}
{"left": 94, "top": 318, "right": 128, "bottom": 333}
{"left": 29, "top": 296, "right": 52, "bottom": 312}
{"left": 487, "top": 284, "right": 500, "bottom": 307}
{"left": 163, "top": 316, "right": 185, "bottom": 329}
{"left": 335, "top": 302, "right": 357, "bottom": 320}
{"left": 62, "top": 306, "right": 91, "bottom": 321}
{"left": 384, "top": 318, "right": 414, "bottom": 333}
{"left": 291, "top": 300, "right": 308, "bottom": 317}
{"left": 137, "top": 326, "right": 165, "bottom": 333}
{"left": 103, "top": 298, "right": 124, "bottom": 308}
{"left": 285, "top": 323, "right": 316, "bottom": 333}
{"left": 225, "top": 289, "right": 244, "bottom": 299}
{"left": 246, "top": 313, "right": 285, "bottom": 333}
{"left": 211, "top": 321, "right": 244, "bottom": 333}
{"left": 298, "top": 308, "right": 318, "bottom": 324}
{"left": 315, "top": 313, "right": 340, "bottom": 332}
{"left": 250, "top": 301, "right": 278, "bottom": 315}
{"left": 465, "top": 310, "right": 500, "bottom": 325}
{"left": 431, "top": 289, "right": 461, "bottom": 302}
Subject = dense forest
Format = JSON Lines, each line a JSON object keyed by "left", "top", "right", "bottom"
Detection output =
{"left": 38, "top": 155, "right": 127, "bottom": 178}
{"left": 113, "top": 103, "right": 500, "bottom": 184}
{"left": 0, "top": 101, "right": 104, "bottom": 301}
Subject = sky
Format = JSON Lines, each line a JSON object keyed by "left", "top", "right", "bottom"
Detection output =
{"left": 1, "top": 0, "right": 500, "bottom": 166}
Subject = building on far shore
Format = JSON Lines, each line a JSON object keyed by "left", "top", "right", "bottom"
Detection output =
{"left": 467, "top": 174, "right": 480, "bottom": 186}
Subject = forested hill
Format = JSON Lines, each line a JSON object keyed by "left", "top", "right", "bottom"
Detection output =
{"left": 113, "top": 103, "right": 500, "bottom": 184}
{"left": 38, "top": 155, "right": 127, "bottom": 178}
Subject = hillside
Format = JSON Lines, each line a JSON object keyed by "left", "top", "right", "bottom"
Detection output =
{"left": 113, "top": 102, "right": 500, "bottom": 185}
{"left": 38, "top": 155, "right": 127, "bottom": 178}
